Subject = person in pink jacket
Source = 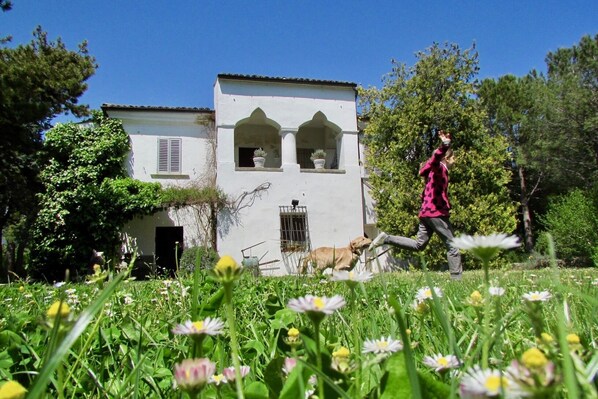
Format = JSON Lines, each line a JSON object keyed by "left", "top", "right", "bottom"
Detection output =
{"left": 369, "top": 130, "right": 462, "bottom": 280}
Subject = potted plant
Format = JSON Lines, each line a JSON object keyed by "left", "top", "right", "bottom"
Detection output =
{"left": 253, "top": 148, "right": 267, "bottom": 168}
{"left": 310, "top": 149, "right": 326, "bottom": 170}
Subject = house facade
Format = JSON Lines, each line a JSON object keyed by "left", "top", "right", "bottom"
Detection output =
{"left": 103, "top": 74, "right": 383, "bottom": 276}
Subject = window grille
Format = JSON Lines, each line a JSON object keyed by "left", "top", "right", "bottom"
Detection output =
{"left": 158, "top": 138, "right": 182, "bottom": 173}
{"left": 297, "top": 148, "right": 314, "bottom": 169}
{"left": 279, "top": 205, "right": 310, "bottom": 252}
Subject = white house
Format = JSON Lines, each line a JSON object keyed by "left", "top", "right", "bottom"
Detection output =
{"left": 103, "top": 74, "right": 386, "bottom": 276}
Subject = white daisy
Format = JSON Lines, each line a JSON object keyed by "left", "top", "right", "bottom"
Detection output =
{"left": 522, "top": 291, "right": 552, "bottom": 302}
{"left": 489, "top": 286, "right": 506, "bottom": 296}
{"left": 362, "top": 336, "right": 403, "bottom": 355}
{"left": 173, "top": 358, "right": 216, "bottom": 392}
{"left": 287, "top": 295, "right": 346, "bottom": 316}
{"left": 208, "top": 373, "right": 227, "bottom": 386}
{"left": 222, "top": 365, "right": 250, "bottom": 382}
{"left": 460, "top": 366, "right": 523, "bottom": 398}
{"left": 172, "top": 317, "right": 226, "bottom": 336}
{"left": 122, "top": 294, "right": 133, "bottom": 305}
{"left": 282, "top": 357, "right": 297, "bottom": 375}
{"left": 451, "top": 233, "right": 520, "bottom": 261}
{"left": 415, "top": 286, "right": 443, "bottom": 302}
{"left": 422, "top": 354, "right": 460, "bottom": 372}
{"left": 330, "top": 270, "right": 374, "bottom": 284}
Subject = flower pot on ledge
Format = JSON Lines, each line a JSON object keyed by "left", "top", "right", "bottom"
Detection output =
{"left": 313, "top": 158, "right": 325, "bottom": 170}
{"left": 310, "top": 149, "right": 327, "bottom": 170}
{"left": 253, "top": 157, "right": 265, "bottom": 168}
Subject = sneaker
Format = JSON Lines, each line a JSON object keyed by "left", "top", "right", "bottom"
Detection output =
{"left": 368, "top": 232, "right": 388, "bottom": 251}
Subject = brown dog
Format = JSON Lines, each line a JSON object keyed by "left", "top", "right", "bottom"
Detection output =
{"left": 299, "top": 236, "right": 372, "bottom": 274}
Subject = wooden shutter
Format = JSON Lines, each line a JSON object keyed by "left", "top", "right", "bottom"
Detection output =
{"left": 158, "top": 138, "right": 169, "bottom": 172}
{"left": 170, "top": 138, "right": 181, "bottom": 172}
{"left": 157, "top": 138, "right": 182, "bottom": 173}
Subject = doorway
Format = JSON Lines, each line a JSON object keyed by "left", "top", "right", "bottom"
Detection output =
{"left": 155, "top": 226, "right": 184, "bottom": 276}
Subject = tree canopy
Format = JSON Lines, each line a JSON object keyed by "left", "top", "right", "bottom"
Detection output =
{"left": 478, "top": 34, "right": 598, "bottom": 254}
{"left": 30, "top": 112, "right": 163, "bottom": 281}
{"left": 360, "top": 43, "right": 517, "bottom": 270}
{"left": 0, "top": 27, "right": 96, "bottom": 275}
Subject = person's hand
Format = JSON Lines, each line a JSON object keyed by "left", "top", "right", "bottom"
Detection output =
{"left": 438, "top": 130, "right": 451, "bottom": 144}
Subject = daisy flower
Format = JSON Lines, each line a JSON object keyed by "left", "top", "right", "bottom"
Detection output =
{"left": 522, "top": 290, "right": 552, "bottom": 302}
{"left": 422, "top": 353, "right": 461, "bottom": 372}
{"left": 0, "top": 380, "right": 27, "bottom": 399}
{"left": 415, "top": 286, "right": 443, "bottom": 302}
{"left": 47, "top": 301, "right": 71, "bottom": 319}
{"left": 362, "top": 336, "right": 403, "bottom": 355}
{"left": 287, "top": 295, "right": 345, "bottom": 323}
{"left": 460, "top": 366, "right": 523, "bottom": 398}
{"left": 489, "top": 286, "right": 506, "bottom": 296}
{"left": 331, "top": 346, "right": 352, "bottom": 373}
{"left": 282, "top": 357, "right": 297, "bottom": 375}
{"left": 213, "top": 255, "right": 243, "bottom": 283}
{"left": 209, "top": 373, "right": 227, "bottom": 386}
{"left": 412, "top": 299, "right": 430, "bottom": 315}
{"left": 520, "top": 348, "right": 548, "bottom": 369}
{"left": 172, "top": 317, "right": 225, "bottom": 337}
{"left": 451, "top": 233, "right": 520, "bottom": 262}
{"left": 222, "top": 365, "right": 250, "bottom": 382}
{"left": 173, "top": 358, "right": 216, "bottom": 394}
{"left": 467, "top": 290, "right": 484, "bottom": 307}
{"left": 330, "top": 270, "right": 374, "bottom": 286}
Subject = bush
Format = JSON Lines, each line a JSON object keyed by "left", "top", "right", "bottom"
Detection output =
{"left": 538, "top": 188, "right": 598, "bottom": 264}
{"left": 179, "top": 246, "right": 219, "bottom": 273}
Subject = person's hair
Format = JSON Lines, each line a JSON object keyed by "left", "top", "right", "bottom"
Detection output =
{"left": 442, "top": 148, "right": 455, "bottom": 168}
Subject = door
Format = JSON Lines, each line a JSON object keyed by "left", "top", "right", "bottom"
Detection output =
{"left": 155, "top": 226, "right": 184, "bottom": 276}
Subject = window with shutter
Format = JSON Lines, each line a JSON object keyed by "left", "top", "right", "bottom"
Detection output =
{"left": 157, "top": 138, "right": 182, "bottom": 173}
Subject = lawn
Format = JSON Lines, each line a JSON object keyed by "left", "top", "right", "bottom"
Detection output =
{"left": 0, "top": 255, "right": 597, "bottom": 398}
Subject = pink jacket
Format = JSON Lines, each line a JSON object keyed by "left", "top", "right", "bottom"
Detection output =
{"left": 418, "top": 144, "right": 451, "bottom": 218}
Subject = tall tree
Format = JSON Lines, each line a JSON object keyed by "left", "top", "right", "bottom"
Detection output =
{"left": 478, "top": 74, "right": 551, "bottom": 251}
{"left": 0, "top": 27, "right": 96, "bottom": 276}
{"left": 30, "top": 112, "right": 162, "bottom": 281}
{"left": 360, "top": 43, "right": 517, "bottom": 270}
{"left": 545, "top": 34, "right": 598, "bottom": 186}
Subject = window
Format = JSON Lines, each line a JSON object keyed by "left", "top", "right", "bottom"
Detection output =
{"left": 238, "top": 147, "right": 259, "bottom": 167}
{"left": 297, "top": 148, "right": 314, "bottom": 169}
{"left": 158, "top": 138, "right": 181, "bottom": 173}
{"left": 280, "top": 205, "right": 310, "bottom": 252}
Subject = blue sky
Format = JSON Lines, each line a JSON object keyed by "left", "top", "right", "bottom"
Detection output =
{"left": 2, "top": 1, "right": 597, "bottom": 123}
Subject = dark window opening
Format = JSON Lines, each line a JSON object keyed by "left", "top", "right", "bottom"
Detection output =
{"left": 239, "top": 147, "right": 259, "bottom": 167}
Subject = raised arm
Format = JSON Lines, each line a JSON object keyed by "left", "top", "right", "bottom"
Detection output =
{"left": 419, "top": 130, "right": 451, "bottom": 176}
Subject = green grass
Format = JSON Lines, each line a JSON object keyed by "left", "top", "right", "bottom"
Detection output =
{"left": 0, "top": 266, "right": 597, "bottom": 398}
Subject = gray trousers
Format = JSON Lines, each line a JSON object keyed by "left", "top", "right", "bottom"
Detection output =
{"left": 384, "top": 217, "right": 462, "bottom": 278}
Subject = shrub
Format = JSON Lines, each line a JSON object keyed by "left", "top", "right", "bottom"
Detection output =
{"left": 538, "top": 188, "right": 598, "bottom": 264}
{"left": 179, "top": 246, "right": 219, "bottom": 273}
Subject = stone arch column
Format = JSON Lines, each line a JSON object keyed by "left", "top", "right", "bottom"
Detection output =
{"left": 280, "top": 128, "right": 298, "bottom": 166}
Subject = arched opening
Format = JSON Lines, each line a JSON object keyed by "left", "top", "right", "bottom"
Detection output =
{"left": 296, "top": 112, "right": 342, "bottom": 169}
{"left": 234, "top": 108, "right": 282, "bottom": 168}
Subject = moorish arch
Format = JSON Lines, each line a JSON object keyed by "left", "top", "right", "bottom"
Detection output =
{"left": 296, "top": 111, "right": 342, "bottom": 169}
{"left": 234, "top": 108, "right": 282, "bottom": 167}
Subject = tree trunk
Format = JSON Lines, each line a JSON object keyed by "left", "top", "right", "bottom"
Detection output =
{"left": 518, "top": 166, "right": 534, "bottom": 252}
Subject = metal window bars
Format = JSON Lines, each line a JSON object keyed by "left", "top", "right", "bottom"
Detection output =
{"left": 279, "top": 205, "right": 310, "bottom": 252}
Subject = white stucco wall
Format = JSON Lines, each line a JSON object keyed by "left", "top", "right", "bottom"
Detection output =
{"left": 215, "top": 77, "right": 366, "bottom": 275}
{"left": 105, "top": 108, "right": 216, "bottom": 259}
{"left": 107, "top": 109, "right": 214, "bottom": 186}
